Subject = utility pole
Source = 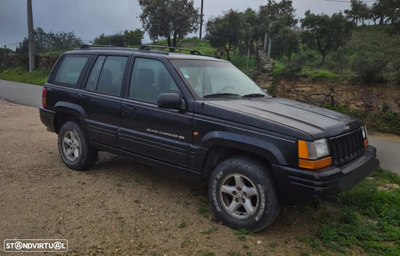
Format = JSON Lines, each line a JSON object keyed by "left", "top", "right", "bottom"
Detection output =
{"left": 27, "top": 0, "right": 36, "bottom": 71}
{"left": 199, "top": 0, "right": 204, "bottom": 40}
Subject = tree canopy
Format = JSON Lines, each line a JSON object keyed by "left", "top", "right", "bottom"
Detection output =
{"left": 20, "top": 27, "right": 83, "bottom": 54}
{"left": 93, "top": 29, "right": 144, "bottom": 47}
{"left": 204, "top": 9, "right": 244, "bottom": 60}
{"left": 138, "top": 0, "right": 200, "bottom": 47}
{"left": 301, "top": 11, "right": 353, "bottom": 65}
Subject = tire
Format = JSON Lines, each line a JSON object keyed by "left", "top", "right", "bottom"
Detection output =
{"left": 58, "top": 121, "right": 98, "bottom": 171}
{"left": 208, "top": 156, "right": 280, "bottom": 232}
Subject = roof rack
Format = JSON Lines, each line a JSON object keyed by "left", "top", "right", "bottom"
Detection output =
{"left": 76, "top": 44, "right": 169, "bottom": 55}
{"left": 76, "top": 44, "right": 220, "bottom": 59}
{"left": 139, "top": 45, "right": 202, "bottom": 55}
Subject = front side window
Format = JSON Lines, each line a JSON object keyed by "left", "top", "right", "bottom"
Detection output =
{"left": 129, "top": 58, "right": 179, "bottom": 104}
{"left": 171, "top": 60, "right": 266, "bottom": 99}
{"left": 85, "top": 56, "right": 128, "bottom": 96}
{"left": 53, "top": 55, "right": 90, "bottom": 86}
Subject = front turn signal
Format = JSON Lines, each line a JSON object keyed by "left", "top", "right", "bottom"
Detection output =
{"left": 299, "top": 157, "right": 332, "bottom": 170}
{"left": 364, "top": 138, "right": 369, "bottom": 148}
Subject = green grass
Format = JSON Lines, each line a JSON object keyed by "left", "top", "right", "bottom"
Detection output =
{"left": 272, "top": 60, "right": 285, "bottom": 78}
{"left": 178, "top": 221, "right": 186, "bottom": 228}
{"left": 297, "top": 167, "right": 400, "bottom": 255}
{"left": 0, "top": 66, "right": 49, "bottom": 85}
{"left": 307, "top": 69, "right": 339, "bottom": 80}
{"left": 323, "top": 104, "right": 400, "bottom": 136}
{"left": 201, "top": 226, "right": 218, "bottom": 235}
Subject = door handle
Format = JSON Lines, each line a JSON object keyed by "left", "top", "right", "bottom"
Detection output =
{"left": 122, "top": 104, "right": 136, "bottom": 113}
{"left": 78, "top": 94, "right": 90, "bottom": 100}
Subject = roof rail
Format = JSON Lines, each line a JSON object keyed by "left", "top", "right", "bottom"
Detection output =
{"left": 79, "top": 44, "right": 112, "bottom": 49}
{"left": 139, "top": 45, "right": 202, "bottom": 55}
{"left": 75, "top": 44, "right": 169, "bottom": 55}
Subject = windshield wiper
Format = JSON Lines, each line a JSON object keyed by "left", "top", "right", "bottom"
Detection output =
{"left": 242, "top": 93, "right": 266, "bottom": 98}
{"left": 204, "top": 93, "right": 241, "bottom": 98}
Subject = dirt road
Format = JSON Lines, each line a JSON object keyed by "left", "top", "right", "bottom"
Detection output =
{"left": 1, "top": 99, "right": 333, "bottom": 255}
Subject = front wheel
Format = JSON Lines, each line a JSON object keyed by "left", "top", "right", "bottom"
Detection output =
{"left": 58, "top": 121, "right": 98, "bottom": 171}
{"left": 208, "top": 156, "right": 280, "bottom": 232}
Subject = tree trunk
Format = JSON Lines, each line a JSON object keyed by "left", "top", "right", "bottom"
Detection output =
{"left": 167, "top": 37, "right": 171, "bottom": 47}
{"left": 226, "top": 49, "right": 230, "bottom": 61}
{"left": 226, "top": 42, "right": 231, "bottom": 61}
{"left": 172, "top": 31, "right": 178, "bottom": 48}
{"left": 321, "top": 51, "right": 326, "bottom": 66}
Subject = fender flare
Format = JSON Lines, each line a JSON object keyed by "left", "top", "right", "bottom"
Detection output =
{"left": 54, "top": 102, "right": 86, "bottom": 119}
{"left": 200, "top": 131, "right": 288, "bottom": 166}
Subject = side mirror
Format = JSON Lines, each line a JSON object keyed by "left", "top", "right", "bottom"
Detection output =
{"left": 157, "top": 93, "right": 184, "bottom": 110}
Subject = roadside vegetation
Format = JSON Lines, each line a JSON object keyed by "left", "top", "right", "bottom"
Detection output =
{"left": 0, "top": 66, "right": 49, "bottom": 85}
{"left": 323, "top": 104, "right": 400, "bottom": 136}
{"left": 299, "top": 167, "right": 400, "bottom": 255}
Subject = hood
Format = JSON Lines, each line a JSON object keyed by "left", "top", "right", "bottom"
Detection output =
{"left": 206, "top": 97, "right": 362, "bottom": 140}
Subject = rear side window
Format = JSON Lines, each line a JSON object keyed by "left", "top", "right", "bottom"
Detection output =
{"left": 85, "top": 56, "right": 128, "bottom": 96}
{"left": 86, "top": 56, "right": 106, "bottom": 91}
{"left": 53, "top": 55, "right": 90, "bottom": 86}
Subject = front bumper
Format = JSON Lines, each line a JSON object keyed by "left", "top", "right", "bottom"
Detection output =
{"left": 39, "top": 107, "right": 56, "bottom": 132}
{"left": 271, "top": 145, "right": 379, "bottom": 203}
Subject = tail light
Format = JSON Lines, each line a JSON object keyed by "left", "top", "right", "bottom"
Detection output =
{"left": 42, "top": 88, "right": 47, "bottom": 108}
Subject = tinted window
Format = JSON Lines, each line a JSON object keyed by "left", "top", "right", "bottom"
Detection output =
{"left": 92, "top": 56, "right": 128, "bottom": 96}
{"left": 129, "top": 58, "right": 179, "bottom": 104}
{"left": 54, "top": 55, "right": 90, "bottom": 86}
{"left": 86, "top": 56, "right": 106, "bottom": 91}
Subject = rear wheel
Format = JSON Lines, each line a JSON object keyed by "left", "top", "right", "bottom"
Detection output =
{"left": 208, "top": 156, "right": 280, "bottom": 232}
{"left": 58, "top": 121, "right": 97, "bottom": 171}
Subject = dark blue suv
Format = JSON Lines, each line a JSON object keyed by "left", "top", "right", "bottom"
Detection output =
{"left": 40, "top": 45, "right": 379, "bottom": 231}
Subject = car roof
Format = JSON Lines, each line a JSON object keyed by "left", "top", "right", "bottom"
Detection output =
{"left": 66, "top": 46, "right": 227, "bottom": 62}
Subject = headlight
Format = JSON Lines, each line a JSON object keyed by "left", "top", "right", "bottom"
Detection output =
{"left": 298, "top": 139, "right": 332, "bottom": 169}
{"left": 298, "top": 139, "right": 330, "bottom": 160}
{"left": 362, "top": 125, "right": 368, "bottom": 139}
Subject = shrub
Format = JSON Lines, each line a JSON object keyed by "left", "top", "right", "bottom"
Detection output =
{"left": 351, "top": 54, "right": 388, "bottom": 85}
{"left": 284, "top": 53, "right": 307, "bottom": 75}
{"left": 272, "top": 61, "right": 285, "bottom": 78}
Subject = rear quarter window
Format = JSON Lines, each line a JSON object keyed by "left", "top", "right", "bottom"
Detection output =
{"left": 53, "top": 55, "right": 90, "bottom": 86}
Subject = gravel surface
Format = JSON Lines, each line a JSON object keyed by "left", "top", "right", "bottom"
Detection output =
{"left": 0, "top": 99, "right": 351, "bottom": 256}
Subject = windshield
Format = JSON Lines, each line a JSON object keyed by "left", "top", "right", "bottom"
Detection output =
{"left": 171, "top": 60, "right": 267, "bottom": 99}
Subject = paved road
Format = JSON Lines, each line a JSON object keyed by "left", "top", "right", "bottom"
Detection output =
{"left": 1, "top": 79, "right": 399, "bottom": 175}
{"left": 0, "top": 79, "right": 43, "bottom": 108}
{"left": 369, "top": 136, "right": 400, "bottom": 175}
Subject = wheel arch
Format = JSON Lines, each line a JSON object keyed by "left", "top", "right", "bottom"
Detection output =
{"left": 54, "top": 103, "right": 86, "bottom": 134}
{"left": 200, "top": 137, "right": 285, "bottom": 181}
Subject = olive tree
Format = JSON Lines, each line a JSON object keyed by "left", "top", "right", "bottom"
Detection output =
{"left": 138, "top": 0, "right": 200, "bottom": 47}
{"left": 204, "top": 9, "right": 244, "bottom": 61}
{"left": 301, "top": 11, "right": 353, "bottom": 65}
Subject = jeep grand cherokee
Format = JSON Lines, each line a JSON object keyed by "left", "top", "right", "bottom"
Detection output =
{"left": 40, "top": 45, "right": 379, "bottom": 231}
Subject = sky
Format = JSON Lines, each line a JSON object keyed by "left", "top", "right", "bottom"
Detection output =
{"left": 0, "top": 0, "right": 357, "bottom": 49}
